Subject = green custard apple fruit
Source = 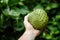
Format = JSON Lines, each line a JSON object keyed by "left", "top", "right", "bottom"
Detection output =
{"left": 28, "top": 9, "right": 48, "bottom": 30}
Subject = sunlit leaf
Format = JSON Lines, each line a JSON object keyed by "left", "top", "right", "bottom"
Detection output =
{"left": 51, "top": 3, "right": 58, "bottom": 8}
{"left": 45, "top": 34, "right": 52, "bottom": 39}
{"left": 20, "top": 6, "right": 29, "bottom": 15}
{"left": 45, "top": 3, "right": 58, "bottom": 10}
{"left": 3, "top": 7, "right": 20, "bottom": 19}
{"left": 0, "top": 0, "right": 9, "bottom": 4}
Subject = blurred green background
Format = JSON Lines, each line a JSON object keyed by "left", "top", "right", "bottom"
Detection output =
{"left": 0, "top": 0, "right": 60, "bottom": 40}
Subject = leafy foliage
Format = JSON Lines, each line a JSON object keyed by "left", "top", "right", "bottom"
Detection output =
{"left": 0, "top": 0, "right": 60, "bottom": 40}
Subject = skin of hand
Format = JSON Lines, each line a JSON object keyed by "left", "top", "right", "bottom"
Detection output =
{"left": 18, "top": 14, "right": 40, "bottom": 40}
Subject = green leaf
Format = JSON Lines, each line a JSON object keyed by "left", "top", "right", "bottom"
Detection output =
{"left": 20, "top": 6, "right": 29, "bottom": 15}
{"left": 52, "top": 38, "right": 58, "bottom": 40}
{"left": 45, "top": 3, "right": 58, "bottom": 10}
{"left": 9, "top": 0, "right": 20, "bottom": 6}
{"left": 14, "top": 26, "right": 24, "bottom": 31}
{"left": 45, "top": 34, "right": 52, "bottom": 39}
{"left": 0, "top": 14, "right": 4, "bottom": 27}
{"left": 3, "top": 7, "right": 20, "bottom": 19}
{"left": 42, "top": 32, "right": 52, "bottom": 39}
{"left": 55, "top": 15, "right": 60, "bottom": 20}
{"left": 34, "top": 4, "right": 43, "bottom": 10}
{"left": 41, "top": 0, "right": 48, "bottom": 3}
{"left": 51, "top": 3, "right": 58, "bottom": 8}
{"left": 42, "top": 32, "right": 46, "bottom": 37}
{"left": 45, "top": 5, "right": 51, "bottom": 10}
{"left": 0, "top": 0, "right": 9, "bottom": 4}
{"left": 14, "top": 20, "right": 24, "bottom": 31}
{"left": 48, "top": 26, "right": 59, "bottom": 35}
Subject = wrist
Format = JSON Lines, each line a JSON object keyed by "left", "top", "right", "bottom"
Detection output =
{"left": 25, "top": 30, "right": 35, "bottom": 35}
{"left": 25, "top": 30, "right": 37, "bottom": 37}
{"left": 25, "top": 29, "right": 40, "bottom": 37}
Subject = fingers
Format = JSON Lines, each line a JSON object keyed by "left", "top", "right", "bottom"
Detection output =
{"left": 24, "top": 15, "right": 29, "bottom": 23}
{"left": 24, "top": 14, "right": 34, "bottom": 30}
{"left": 24, "top": 15, "right": 29, "bottom": 26}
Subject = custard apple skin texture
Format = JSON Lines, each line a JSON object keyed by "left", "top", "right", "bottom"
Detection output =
{"left": 28, "top": 9, "right": 48, "bottom": 30}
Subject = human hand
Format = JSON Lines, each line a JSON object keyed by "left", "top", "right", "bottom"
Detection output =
{"left": 18, "top": 15, "right": 40, "bottom": 40}
{"left": 24, "top": 14, "right": 40, "bottom": 37}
